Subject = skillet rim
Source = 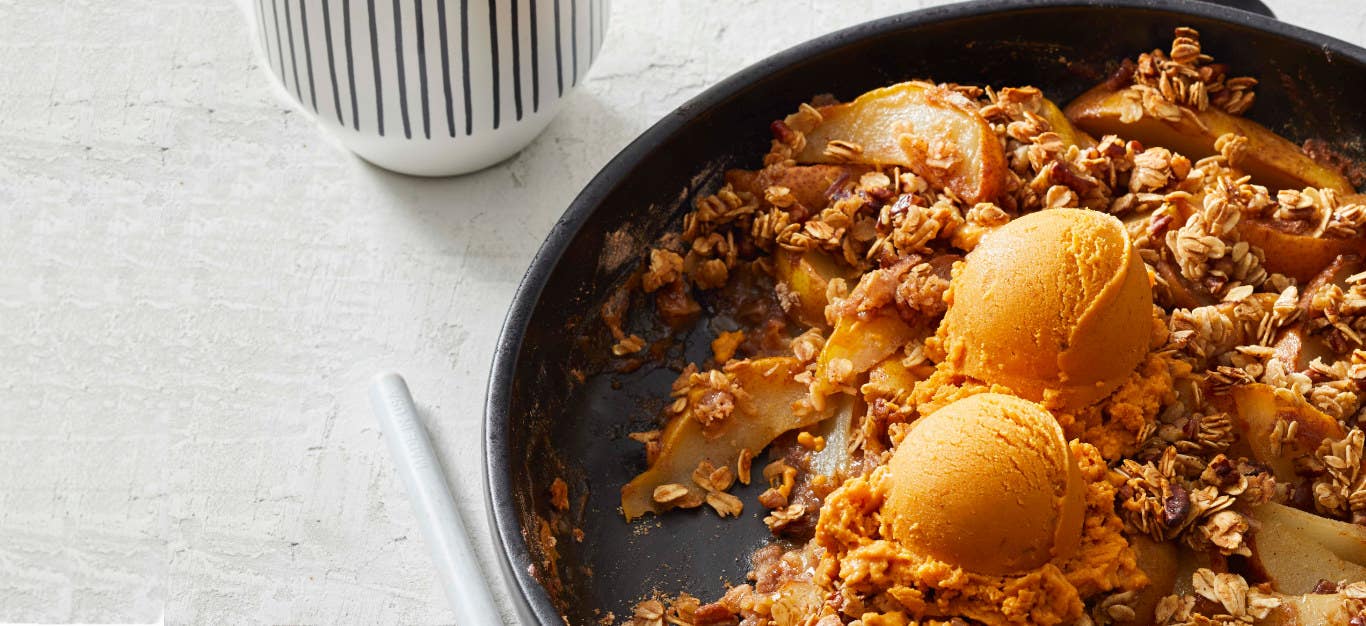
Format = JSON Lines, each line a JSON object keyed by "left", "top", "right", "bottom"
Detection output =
{"left": 484, "top": 1, "right": 1366, "bottom": 623}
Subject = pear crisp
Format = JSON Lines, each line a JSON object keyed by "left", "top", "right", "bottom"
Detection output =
{"left": 613, "top": 27, "right": 1366, "bottom": 626}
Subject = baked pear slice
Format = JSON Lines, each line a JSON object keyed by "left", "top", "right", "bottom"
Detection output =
{"left": 1039, "top": 96, "right": 1096, "bottom": 149}
{"left": 1064, "top": 84, "right": 1354, "bottom": 193}
{"left": 725, "top": 164, "right": 867, "bottom": 214}
{"left": 1262, "top": 593, "right": 1358, "bottom": 626}
{"left": 1225, "top": 383, "right": 1345, "bottom": 482}
{"left": 620, "top": 357, "right": 822, "bottom": 521}
{"left": 1236, "top": 211, "right": 1366, "bottom": 283}
{"left": 1110, "top": 536, "right": 1181, "bottom": 625}
{"left": 771, "top": 248, "right": 856, "bottom": 329}
{"left": 797, "top": 82, "right": 1007, "bottom": 204}
{"left": 1252, "top": 502, "right": 1366, "bottom": 594}
{"left": 1271, "top": 254, "right": 1361, "bottom": 370}
{"left": 811, "top": 312, "right": 923, "bottom": 405}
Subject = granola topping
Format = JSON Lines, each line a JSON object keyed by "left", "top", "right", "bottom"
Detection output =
{"left": 1133, "top": 27, "right": 1258, "bottom": 115}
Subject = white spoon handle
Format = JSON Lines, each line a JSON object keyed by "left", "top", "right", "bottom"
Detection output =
{"left": 369, "top": 372, "right": 503, "bottom": 625}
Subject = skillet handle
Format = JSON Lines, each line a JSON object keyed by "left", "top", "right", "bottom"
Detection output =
{"left": 1196, "top": 0, "right": 1276, "bottom": 19}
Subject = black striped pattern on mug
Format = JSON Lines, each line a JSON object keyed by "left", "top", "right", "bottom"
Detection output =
{"left": 252, "top": 0, "right": 607, "bottom": 139}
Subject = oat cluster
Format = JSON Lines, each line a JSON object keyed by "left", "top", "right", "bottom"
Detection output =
{"left": 1132, "top": 27, "right": 1258, "bottom": 116}
{"left": 1114, "top": 449, "right": 1273, "bottom": 556}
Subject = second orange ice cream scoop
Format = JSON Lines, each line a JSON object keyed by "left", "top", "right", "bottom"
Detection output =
{"left": 882, "top": 393, "right": 1087, "bottom": 576}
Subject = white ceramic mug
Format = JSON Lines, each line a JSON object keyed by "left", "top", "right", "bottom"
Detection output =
{"left": 241, "top": 0, "right": 607, "bottom": 176}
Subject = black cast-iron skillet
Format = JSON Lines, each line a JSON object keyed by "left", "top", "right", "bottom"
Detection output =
{"left": 486, "top": 1, "right": 1366, "bottom": 623}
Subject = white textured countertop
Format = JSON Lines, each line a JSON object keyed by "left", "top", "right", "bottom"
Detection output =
{"left": 2, "top": 0, "right": 1362, "bottom": 623}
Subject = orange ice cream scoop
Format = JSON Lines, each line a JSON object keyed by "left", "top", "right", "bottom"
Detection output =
{"left": 939, "top": 208, "right": 1152, "bottom": 412}
{"left": 882, "top": 393, "right": 1086, "bottom": 576}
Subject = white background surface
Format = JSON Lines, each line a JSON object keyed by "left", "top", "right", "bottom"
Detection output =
{"left": 1, "top": 0, "right": 1362, "bottom": 623}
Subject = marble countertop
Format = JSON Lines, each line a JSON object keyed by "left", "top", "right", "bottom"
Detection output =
{"left": 2, "top": 0, "right": 1362, "bottom": 623}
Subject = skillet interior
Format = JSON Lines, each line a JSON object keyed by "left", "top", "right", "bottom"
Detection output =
{"left": 486, "top": 1, "right": 1366, "bottom": 623}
